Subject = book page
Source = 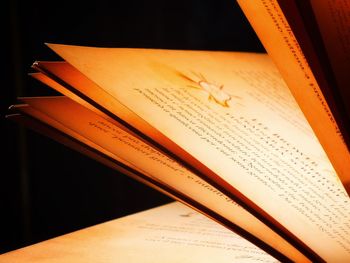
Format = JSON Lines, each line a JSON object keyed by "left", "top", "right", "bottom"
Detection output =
{"left": 19, "top": 96, "right": 308, "bottom": 262}
{"left": 45, "top": 44, "right": 350, "bottom": 261}
{"left": 237, "top": 0, "right": 350, "bottom": 195}
{"left": 0, "top": 202, "right": 278, "bottom": 263}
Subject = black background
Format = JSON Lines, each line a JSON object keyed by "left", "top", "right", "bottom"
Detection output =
{"left": 3, "top": 0, "right": 264, "bottom": 254}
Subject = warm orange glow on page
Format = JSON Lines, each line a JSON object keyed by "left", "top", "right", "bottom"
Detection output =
{"left": 40, "top": 44, "right": 350, "bottom": 261}
{"left": 19, "top": 96, "right": 310, "bottom": 262}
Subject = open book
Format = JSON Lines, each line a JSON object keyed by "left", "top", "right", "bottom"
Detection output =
{"left": 6, "top": 1, "right": 350, "bottom": 262}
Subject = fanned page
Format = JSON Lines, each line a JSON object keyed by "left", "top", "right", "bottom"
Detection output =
{"left": 0, "top": 202, "right": 278, "bottom": 263}
{"left": 41, "top": 44, "right": 349, "bottom": 261}
{"left": 30, "top": 62, "right": 318, "bottom": 261}
{"left": 236, "top": 0, "right": 350, "bottom": 194}
{"left": 273, "top": 0, "right": 350, "bottom": 155}
{"left": 14, "top": 96, "right": 308, "bottom": 262}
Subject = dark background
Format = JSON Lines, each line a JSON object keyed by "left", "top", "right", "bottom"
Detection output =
{"left": 3, "top": 0, "right": 264, "bottom": 254}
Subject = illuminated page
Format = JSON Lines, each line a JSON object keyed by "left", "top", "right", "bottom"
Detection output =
{"left": 46, "top": 44, "right": 350, "bottom": 261}
{"left": 0, "top": 202, "right": 278, "bottom": 263}
{"left": 237, "top": 0, "right": 350, "bottom": 194}
{"left": 32, "top": 61, "right": 303, "bottom": 250}
{"left": 19, "top": 96, "right": 308, "bottom": 262}
{"left": 30, "top": 69, "right": 317, "bottom": 259}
